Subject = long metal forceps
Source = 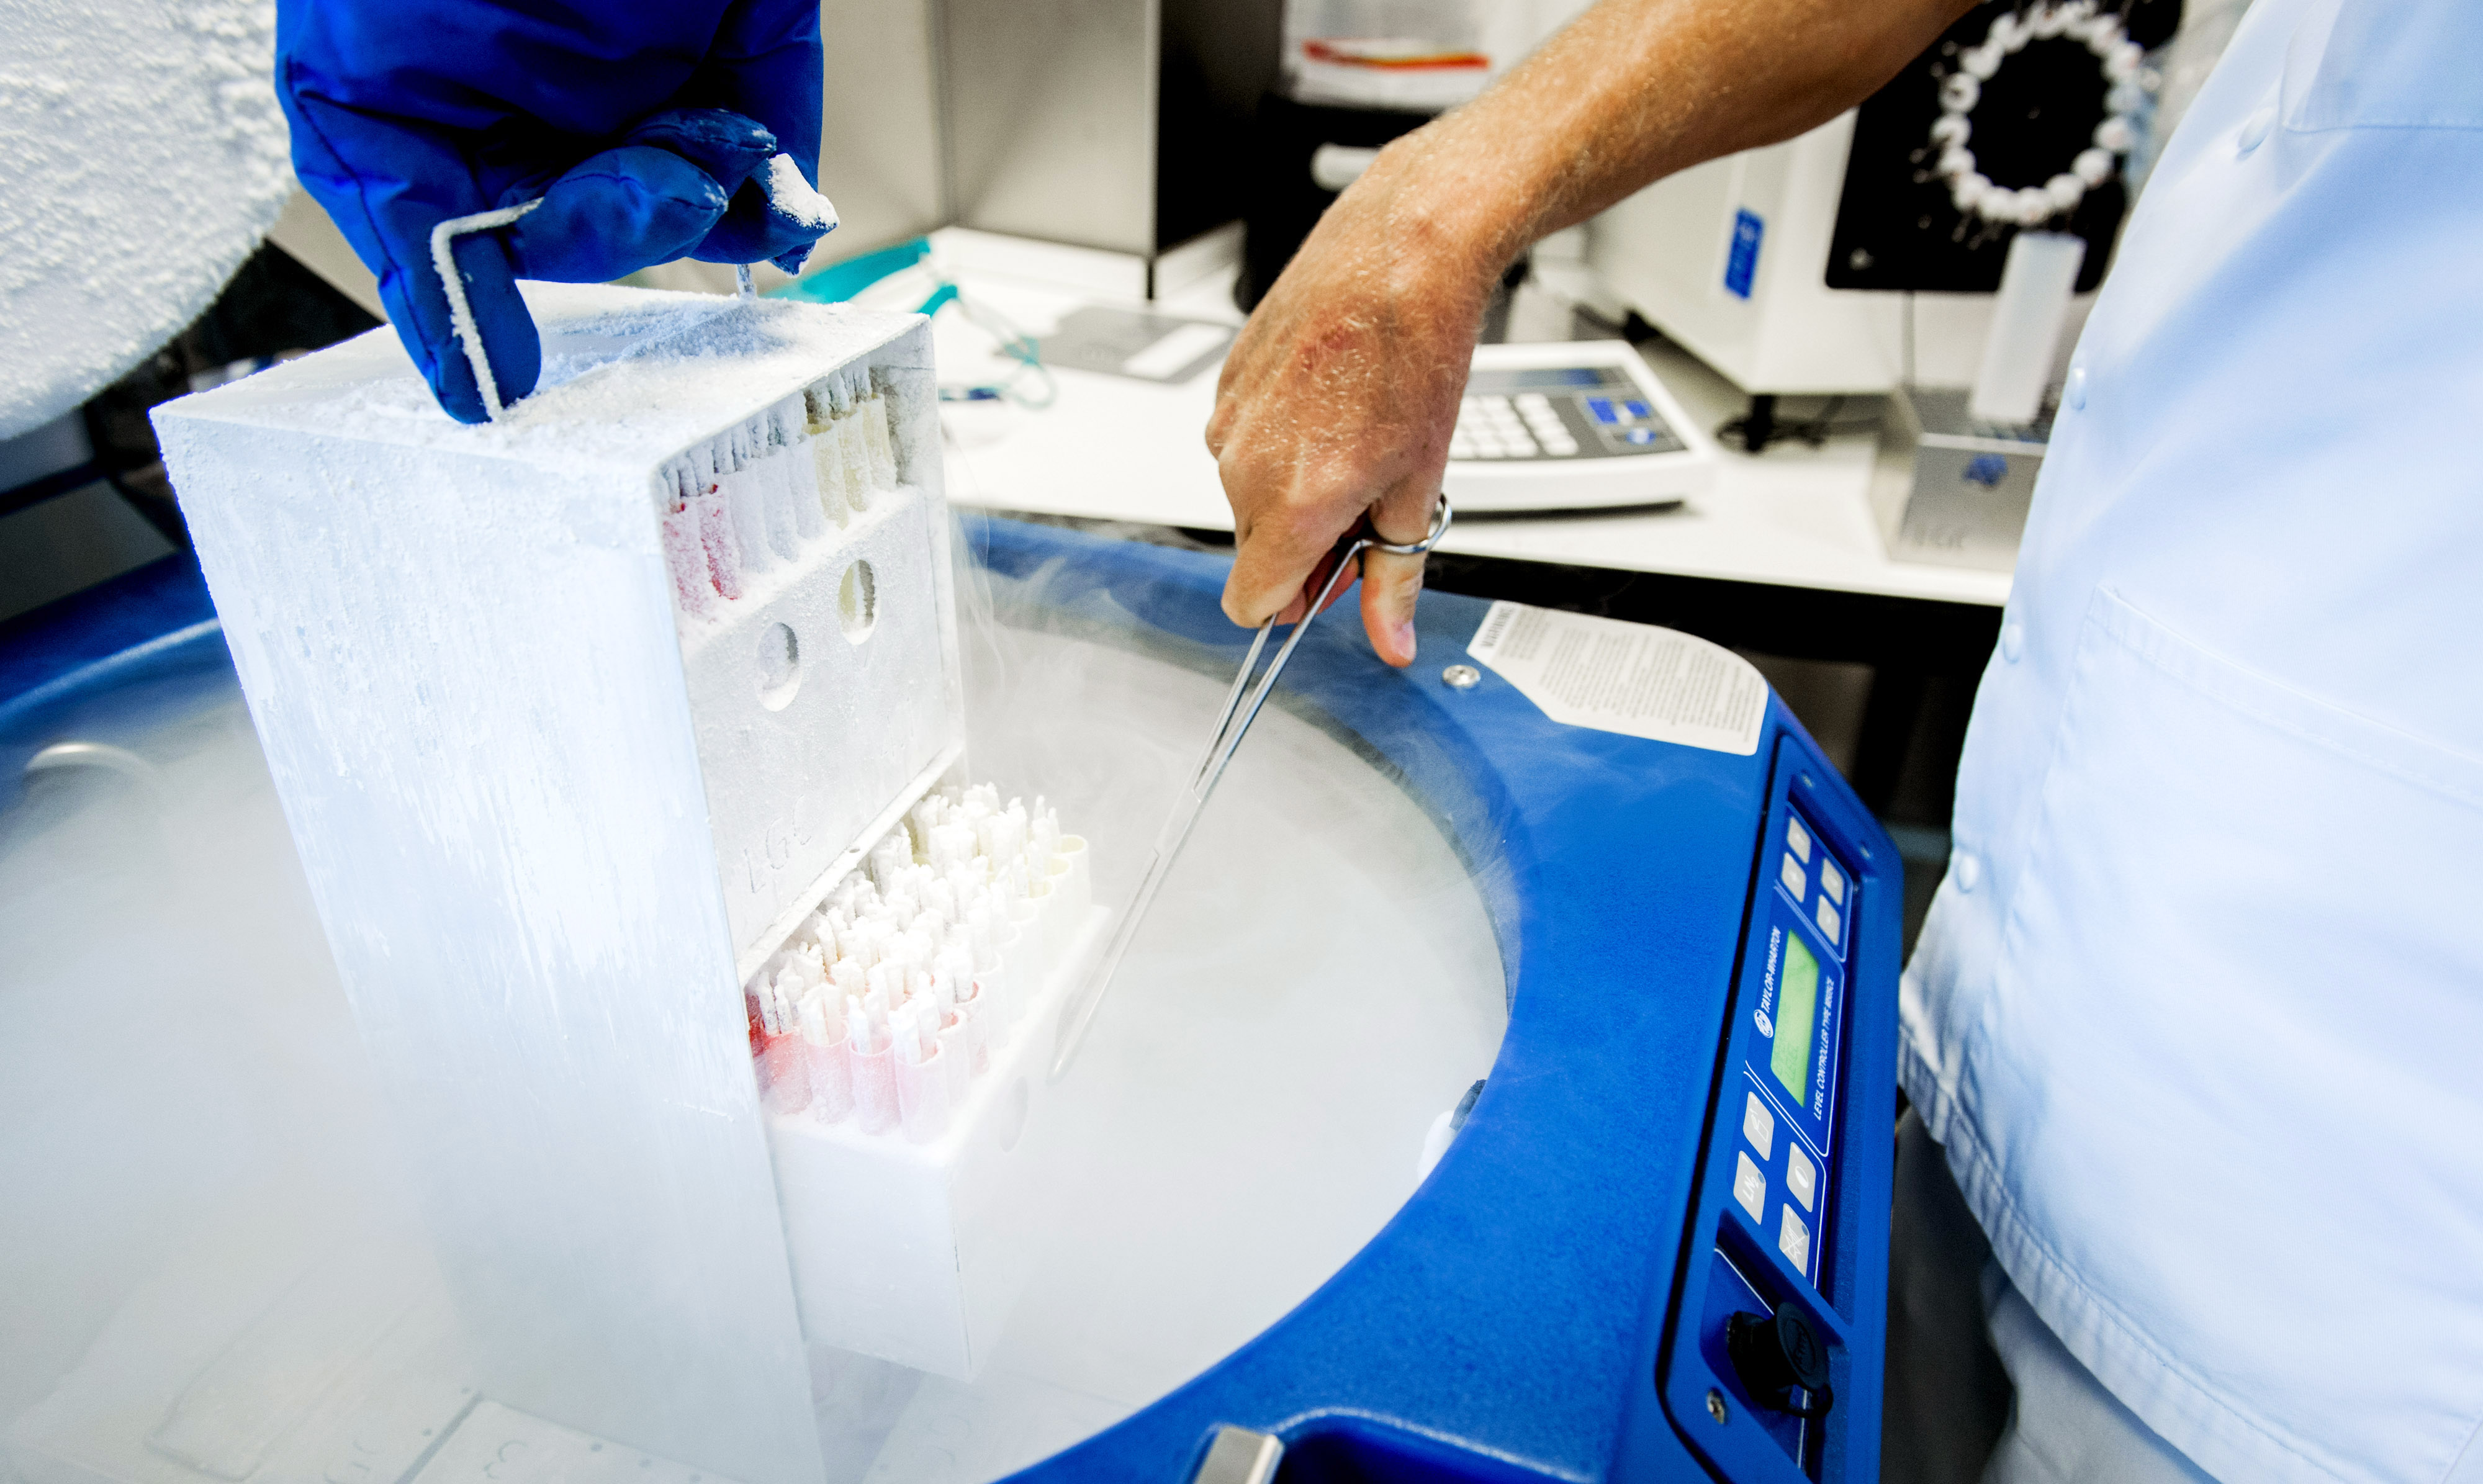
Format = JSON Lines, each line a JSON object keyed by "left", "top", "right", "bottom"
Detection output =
{"left": 1049, "top": 490, "right": 1455, "bottom": 1081}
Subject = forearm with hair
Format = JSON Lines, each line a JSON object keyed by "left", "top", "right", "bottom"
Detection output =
{"left": 1363, "top": 0, "right": 1979, "bottom": 284}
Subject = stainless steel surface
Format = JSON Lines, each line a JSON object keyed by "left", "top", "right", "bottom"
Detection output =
{"left": 1441, "top": 664, "right": 1480, "bottom": 690}
{"left": 933, "top": 0, "right": 1278, "bottom": 263}
{"left": 940, "top": 0, "right": 1160, "bottom": 256}
{"left": 819, "top": 0, "right": 947, "bottom": 252}
{"left": 1051, "top": 492, "right": 1454, "bottom": 1081}
{"left": 1192, "top": 1426, "right": 1284, "bottom": 1484}
{"left": 1868, "top": 385, "right": 2048, "bottom": 572}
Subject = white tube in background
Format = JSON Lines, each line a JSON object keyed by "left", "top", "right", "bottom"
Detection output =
{"left": 848, "top": 995, "right": 897, "bottom": 1135}
{"left": 1970, "top": 230, "right": 2086, "bottom": 427}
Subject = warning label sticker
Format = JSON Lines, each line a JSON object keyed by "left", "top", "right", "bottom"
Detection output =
{"left": 1466, "top": 600, "right": 1767, "bottom": 755}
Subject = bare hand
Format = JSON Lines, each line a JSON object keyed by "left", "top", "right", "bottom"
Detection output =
{"left": 1204, "top": 0, "right": 1974, "bottom": 666}
{"left": 1205, "top": 137, "right": 1498, "bottom": 668}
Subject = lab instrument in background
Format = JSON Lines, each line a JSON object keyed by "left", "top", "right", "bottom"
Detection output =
{"left": 1238, "top": 0, "right": 1589, "bottom": 307}
{"left": 1037, "top": 307, "right": 1235, "bottom": 385}
{"left": 1869, "top": 387, "right": 2050, "bottom": 570}
{"left": 935, "top": 0, "right": 1279, "bottom": 288}
{"left": 1870, "top": 229, "right": 2086, "bottom": 570}
{"left": 1448, "top": 341, "right": 1718, "bottom": 514}
{"left": 1585, "top": 0, "right": 2179, "bottom": 400}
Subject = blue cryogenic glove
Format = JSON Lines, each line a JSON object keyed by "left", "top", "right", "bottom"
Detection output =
{"left": 277, "top": 1, "right": 838, "bottom": 423}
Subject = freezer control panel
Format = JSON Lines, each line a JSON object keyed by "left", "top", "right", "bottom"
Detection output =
{"left": 1643, "top": 731, "right": 1894, "bottom": 1484}
{"left": 1733, "top": 806, "right": 1851, "bottom": 1294}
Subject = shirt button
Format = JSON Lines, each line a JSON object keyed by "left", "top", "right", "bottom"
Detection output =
{"left": 1952, "top": 852, "right": 1982, "bottom": 893}
{"left": 2237, "top": 106, "right": 2275, "bottom": 156}
{"left": 2065, "top": 364, "right": 2088, "bottom": 411}
{"left": 2000, "top": 623, "right": 2024, "bottom": 663}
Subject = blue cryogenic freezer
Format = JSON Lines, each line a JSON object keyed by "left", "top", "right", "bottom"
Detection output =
{"left": 1, "top": 517, "right": 1897, "bottom": 1484}
{"left": 966, "top": 519, "right": 1900, "bottom": 1484}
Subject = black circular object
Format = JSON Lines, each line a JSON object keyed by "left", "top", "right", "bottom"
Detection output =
{"left": 1823, "top": 0, "right": 2182, "bottom": 292}
{"left": 1726, "top": 1303, "right": 1836, "bottom": 1419}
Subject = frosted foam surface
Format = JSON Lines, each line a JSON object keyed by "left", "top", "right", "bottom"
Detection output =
{"left": 1, "top": 591, "right": 1505, "bottom": 1483}
{"left": 0, "top": 0, "right": 291, "bottom": 438}
{"left": 165, "top": 284, "right": 922, "bottom": 477}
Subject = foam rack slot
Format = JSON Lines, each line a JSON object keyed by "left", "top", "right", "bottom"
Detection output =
{"left": 770, "top": 901, "right": 1112, "bottom": 1378}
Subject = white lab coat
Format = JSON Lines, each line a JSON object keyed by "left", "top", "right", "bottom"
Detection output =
{"left": 1899, "top": 1, "right": 2483, "bottom": 1482}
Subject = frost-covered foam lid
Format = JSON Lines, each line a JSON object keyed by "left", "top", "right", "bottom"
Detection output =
{"left": 0, "top": 0, "right": 292, "bottom": 438}
{"left": 158, "top": 283, "right": 922, "bottom": 476}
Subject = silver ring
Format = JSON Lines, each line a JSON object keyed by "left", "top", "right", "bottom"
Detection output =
{"left": 1364, "top": 490, "right": 1453, "bottom": 556}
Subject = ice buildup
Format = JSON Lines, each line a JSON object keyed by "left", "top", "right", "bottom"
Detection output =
{"left": 146, "top": 284, "right": 1096, "bottom": 1482}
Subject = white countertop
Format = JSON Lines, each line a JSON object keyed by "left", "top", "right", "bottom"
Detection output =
{"left": 933, "top": 259, "right": 2013, "bottom": 610}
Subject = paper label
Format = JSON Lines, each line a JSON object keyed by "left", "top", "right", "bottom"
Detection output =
{"left": 1466, "top": 601, "right": 1767, "bottom": 755}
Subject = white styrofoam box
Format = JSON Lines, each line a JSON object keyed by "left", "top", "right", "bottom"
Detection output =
{"left": 152, "top": 284, "right": 960, "bottom": 1484}
{"left": 771, "top": 901, "right": 1109, "bottom": 1380}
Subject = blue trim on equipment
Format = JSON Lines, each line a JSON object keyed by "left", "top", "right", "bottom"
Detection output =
{"left": 0, "top": 552, "right": 232, "bottom": 811}
{"left": 0, "top": 520, "right": 1901, "bottom": 1483}
{"left": 962, "top": 516, "right": 1899, "bottom": 1483}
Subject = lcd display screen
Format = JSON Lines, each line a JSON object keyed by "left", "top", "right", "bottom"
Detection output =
{"left": 1772, "top": 934, "right": 1821, "bottom": 1105}
{"left": 1465, "top": 366, "right": 1623, "bottom": 393}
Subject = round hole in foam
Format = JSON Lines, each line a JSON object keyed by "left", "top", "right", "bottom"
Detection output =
{"left": 755, "top": 623, "right": 801, "bottom": 710}
{"left": 837, "top": 560, "right": 877, "bottom": 644}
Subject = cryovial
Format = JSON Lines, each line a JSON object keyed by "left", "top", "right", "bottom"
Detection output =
{"left": 798, "top": 989, "right": 852, "bottom": 1125}
{"left": 890, "top": 1002, "right": 950, "bottom": 1143}
{"left": 847, "top": 994, "right": 898, "bottom": 1136}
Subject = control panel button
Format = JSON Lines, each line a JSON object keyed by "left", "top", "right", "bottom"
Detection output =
{"left": 1734, "top": 1151, "right": 1767, "bottom": 1221}
{"left": 1821, "top": 860, "right": 1844, "bottom": 904}
{"left": 1726, "top": 1304, "right": 1835, "bottom": 1420}
{"left": 1742, "top": 1091, "right": 1775, "bottom": 1160}
{"left": 1787, "top": 1145, "right": 1816, "bottom": 1212}
{"left": 1815, "top": 898, "right": 1841, "bottom": 946}
{"left": 1780, "top": 854, "right": 1807, "bottom": 901}
{"left": 1778, "top": 1206, "right": 1811, "bottom": 1270}
{"left": 1454, "top": 396, "right": 1557, "bottom": 461}
{"left": 1620, "top": 426, "right": 1659, "bottom": 446}
{"left": 1586, "top": 396, "right": 1619, "bottom": 425}
{"left": 1787, "top": 817, "right": 1812, "bottom": 863}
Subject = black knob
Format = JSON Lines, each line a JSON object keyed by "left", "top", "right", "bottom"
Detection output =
{"left": 1726, "top": 1303, "right": 1834, "bottom": 1419}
